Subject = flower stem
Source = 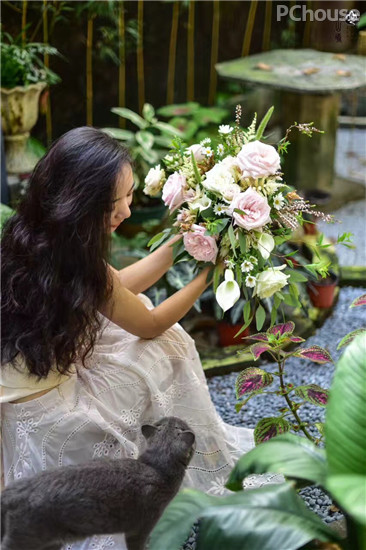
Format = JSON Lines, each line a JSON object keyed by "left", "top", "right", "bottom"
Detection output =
{"left": 277, "top": 356, "right": 314, "bottom": 442}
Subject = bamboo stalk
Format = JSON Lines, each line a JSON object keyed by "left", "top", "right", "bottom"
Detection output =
{"left": 118, "top": 1, "right": 126, "bottom": 128}
{"left": 137, "top": 0, "right": 145, "bottom": 114}
{"left": 21, "top": 0, "right": 27, "bottom": 46}
{"left": 43, "top": 0, "right": 52, "bottom": 145}
{"left": 262, "top": 0, "right": 272, "bottom": 52}
{"left": 208, "top": 1, "right": 220, "bottom": 106}
{"left": 187, "top": 0, "right": 195, "bottom": 101}
{"left": 241, "top": 0, "right": 258, "bottom": 57}
{"left": 303, "top": 0, "right": 312, "bottom": 46}
{"left": 166, "top": 1, "right": 179, "bottom": 105}
{"left": 86, "top": 16, "right": 94, "bottom": 126}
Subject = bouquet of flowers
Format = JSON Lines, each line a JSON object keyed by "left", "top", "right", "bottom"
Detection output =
{"left": 143, "top": 105, "right": 333, "bottom": 330}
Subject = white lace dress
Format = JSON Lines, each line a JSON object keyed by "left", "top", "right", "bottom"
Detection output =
{"left": 1, "top": 295, "right": 282, "bottom": 550}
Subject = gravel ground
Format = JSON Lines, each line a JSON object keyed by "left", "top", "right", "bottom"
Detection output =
{"left": 181, "top": 286, "right": 366, "bottom": 549}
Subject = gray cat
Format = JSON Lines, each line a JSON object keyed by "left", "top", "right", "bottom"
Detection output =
{"left": 1, "top": 416, "right": 195, "bottom": 550}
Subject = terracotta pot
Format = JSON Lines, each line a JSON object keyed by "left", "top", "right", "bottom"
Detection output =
{"left": 307, "top": 271, "right": 338, "bottom": 309}
{"left": 1, "top": 82, "right": 46, "bottom": 174}
{"left": 303, "top": 220, "right": 318, "bottom": 235}
{"left": 217, "top": 322, "right": 250, "bottom": 347}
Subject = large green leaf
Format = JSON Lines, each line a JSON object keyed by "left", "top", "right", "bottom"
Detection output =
{"left": 135, "top": 130, "right": 154, "bottom": 150}
{"left": 102, "top": 127, "right": 134, "bottom": 141}
{"left": 226, "top": 433, "right": 327, "bottom": 491}
{"left": 326, "top": 334, "right": 366, "bottom": 477}
{"left": 149, "top": 484, "right": 339, "bottom": 550}
{"left": 326, "top": 474, "right": 366, "bottom": 526}
{"left": 111, "top": 107, "right": 148, "bottom": 129}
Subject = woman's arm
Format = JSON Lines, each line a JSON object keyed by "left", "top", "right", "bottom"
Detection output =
{"left": 98, "top": 265, "right": 212, "bottom": 339}
{"left": 111, "top": 235, "right": 182, "bottom": 295}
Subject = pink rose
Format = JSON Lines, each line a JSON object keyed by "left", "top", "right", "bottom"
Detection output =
{"left": 162, "top": 173, "right": 187, "bottom": 212}
{"left": 237, "top": 140, "right": 281, "bottom": 178}
{"left": 186, "top": 144, "right": 206, "bottom": 163}
{"left": 183, "top": 224, "right": 218, "bottom": 264}
{"left": 231, "top": 187, "right": 271, "bottom": 230}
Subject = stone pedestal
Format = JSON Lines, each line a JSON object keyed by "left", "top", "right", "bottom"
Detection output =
{"left": 282, "top": 92, "right": 341, "bottom": 190}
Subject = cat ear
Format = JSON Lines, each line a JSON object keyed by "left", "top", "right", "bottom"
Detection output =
{"left": 141, "top": 424, "right": 158, "bottom": 440}
{"left": 181, "top": 430, "right": 195, "bottom": 447}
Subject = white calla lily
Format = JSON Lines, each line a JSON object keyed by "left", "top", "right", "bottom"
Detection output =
{"left": 257, "top": 233, "right": 275, "bottom": 260}
{"left": 216, "top": 269, "right": 241, "bottom": 312}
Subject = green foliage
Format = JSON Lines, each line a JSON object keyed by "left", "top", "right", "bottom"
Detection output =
{"left": 149, "top": 484, "right": 339, "bottom": 550}
{"left": 0, "top": 203, "right": 15, "bottom": 232}
{"left": 1, "top": 31, "right": 61, "bottom": 88}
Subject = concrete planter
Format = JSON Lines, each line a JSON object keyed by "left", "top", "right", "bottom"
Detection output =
{"left": 1, "top": 82, "right": 46, "bottom": 174}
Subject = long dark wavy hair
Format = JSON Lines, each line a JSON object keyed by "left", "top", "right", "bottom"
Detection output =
{"left": 1, "top": 126, "right": 132, "bottom": 378}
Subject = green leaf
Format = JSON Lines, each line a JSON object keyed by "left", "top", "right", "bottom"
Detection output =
{"left": 326, "top": 334, "right": 366, "bottom": 480}
{"left": 315, "top": 422, "right": 325, "bottom": 437}
{"left": 238, "top": 232, "right": 247, "bottom": 254}
{"left": 142, "top": 103, "right": 155, "bottom": 122}
{"left": 154, "top": 121, "right": 184, "bottom": 137}
{"left": 0, "top": 203, "right": 15, "bottom": 230}
{"left": 135, "top": 130, "right": 154, "bottom": 150}
{"left": 102, "top": 127, "right": 134, "bottom": 141}
{"left": 326, "top": 474, "right": 366, "bottom": 526}
{"left": 255, "top": 304, "right": 266, "bottom": 331}
{"left": 190, "top": 151, "right": 202, "bottom": 184}
{"left": 149, "top": 484, "right": 339, "bottom": 550}
{"left": 228, "top": 224, "right": 237, "bottom": 258}
{"left": 286, "top": 269, "right": 308, "bottom": 283}
{"left": 111, "top": 107, "right": 148, "bottom": 129}
{"left": 337, "top": 328, "right": 366, "bottom": 350}
{"left": 243, "top": 301, "right": 251, "bottom": 324}
{"left": 226, "top": 433, "right": 327, "bottom": 491}
{"left": 213, "top": 265, "right": 221, "bottom": 293}
{"left": 235, "top": 263, "right": 242, "bottom": 287}
{"left": 256, "top": 106, "right": 274, "bottom": 140}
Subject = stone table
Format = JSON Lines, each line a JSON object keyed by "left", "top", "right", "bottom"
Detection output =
{"left": 216, "top": 49, "right": 366, "bottom": 191}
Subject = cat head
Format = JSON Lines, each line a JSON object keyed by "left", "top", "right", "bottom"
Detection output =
{"left": 141, "top": 416, "right": 195, "bottom": 467}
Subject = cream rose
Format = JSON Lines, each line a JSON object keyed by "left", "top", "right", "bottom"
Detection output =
{"left": 231, "top": 187, "right": 271, "bottom": 230}
{"left": 202, "top": 164, "right": 234, "bottom": 194}
{"left": 254, "top": 265, "right": 290, "bottom": 299}
{"left": 183, "top": 224, "right": 218, "bottom": 264}
{"left": 237, "top": 140, "right": 281, "bottom": 179}
{"left": 143, "top": 165, "right": 165, "bottom": 196}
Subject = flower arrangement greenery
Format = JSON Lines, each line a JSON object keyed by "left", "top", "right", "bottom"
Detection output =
{"left": 0, "top": 31, "right": 61, "bottom": 89}
{"left": 144, "top": 105, "right": 344, "bottom": 330}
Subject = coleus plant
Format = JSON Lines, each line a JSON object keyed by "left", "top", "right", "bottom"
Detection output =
{"left": 235, "top": 321, "right": 332, "bottom": 445}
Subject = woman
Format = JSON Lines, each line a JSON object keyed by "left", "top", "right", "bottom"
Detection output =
{"left": 1, "top": 127, "right": 280, "bottom": 550}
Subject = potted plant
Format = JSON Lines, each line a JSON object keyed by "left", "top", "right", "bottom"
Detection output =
{"left": 306, "top": 270, "right": 339, "bottom": 309}
{"left": 1, "top": 32, "right": 61, "bottom": 174}
{"left": 215, "top": 298, "right": 250, "bottom": 348}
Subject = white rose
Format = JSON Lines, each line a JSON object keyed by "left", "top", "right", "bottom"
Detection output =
{"left": 257, "top": 233, "right": 275, "bottom": 260}
{"left": 237, "top": 140, "right": 281, "bottom": 179}
{"left": 144, "top": 165, "right": 165, "bottom": 196}
{"left": 220, "top": 182, "right": 241, "bottom": 203}
{"left": 221, "top": 155, "right": 241, "bottom": 178}
{"left": 254, "top": 265, "right": 290, "bottom": 299}
{"left": 202, "top": 164, "right": 234, "bottom": 194}
{"left": 186, "top": 144, "right": 206, "bottom": 163}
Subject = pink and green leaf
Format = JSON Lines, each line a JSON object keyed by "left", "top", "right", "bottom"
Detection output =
{"left": 254, "top": 417, "right": 291, "bottom": 445}
{"left": 293, "top": 345, "right": 333, "bottom": 364}
{"left": 294, "top": 384, "right": 329, "bottom": 407}
{"left": 350, "top": 294, "right": 366, "bottom": 308}
{"left": 235, "top": 367, "right": 273, "bottom": 399}
{"left": 289, "top": 336, "right": 305, "bottom": 343}
{"left": 337, "top": 328, "right": 366, "bottom": 350}
{"left": 268, "top": 321, "right": 295, "bottom": 336}
{"left": 241, "top": 333, "right": 268, "bottom": 342}
{"left": 250, "top": 342, "right": 272, "bottom": 360}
